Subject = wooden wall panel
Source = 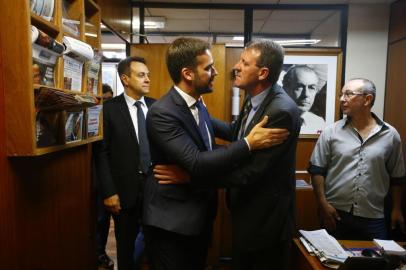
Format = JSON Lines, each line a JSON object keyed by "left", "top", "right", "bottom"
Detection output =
{"left": 389, "top": 0, "right": 406, "bottom": 43}
{"left": 130, "top": 44, "right": 227, "bottom": 120}
{"left": 385, "top": 39, "right": 406, "bottom": 155}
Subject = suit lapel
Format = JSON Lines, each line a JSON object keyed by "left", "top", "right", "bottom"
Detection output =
{"left": 117, "top": 94, "right": 138, "bottom": 143}
{"left": 169, "top": 88, "right": 208, "bottom": 150}
{"left": 244, "top": 85, "right": 279, "bottom": 135}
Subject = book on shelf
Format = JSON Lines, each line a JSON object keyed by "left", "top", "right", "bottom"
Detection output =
{"left": 30, "top": 0, "right": 55, "bottom": 21}
{"left": 85, "top": 51, "right": 102, "bottom": 94}
{"left": 65, "top": 110, "right": 84, "bottom": 143}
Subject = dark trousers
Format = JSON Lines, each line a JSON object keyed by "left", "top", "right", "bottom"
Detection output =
{"left": 232, "top": 240, "right": 291, "bottom": 270}
{"left": 144, "top": 225, "right": 210, "bottom": 270}
{"left": 113, "top": 207, "right": 141, "bottom": 270}
{"left": 96, "top": 192, "right": 112, "bottom": 256}
{"left": 332, "top": 209, "right": 387, "bottom": 240}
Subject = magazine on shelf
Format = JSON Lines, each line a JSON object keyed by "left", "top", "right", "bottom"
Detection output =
{"left": 63, "top": 55, "right": 83, "bottom": 91}
{"left": 65, "top": 110, "right": 84, "bottom": 143}
{"left": 85, "top": 52, "right": 102, "bottom": 94}
{"left": 62, "top": 0, "right": 80, "bottom": 37}
{"left": 31, "top": 25, "right": 64, "bottom": 54}
{"left": 63, "top": 36, "right": 94, "bottom": 61}
{"left": 87, "top": 105, "right": 102, "bottom": 137}
{"left": 31, "top": 0, "right": 54, "bottom": 21}
{"left": 36, "top": 111, "right": 61, "bottom": 147}
{"left": 32, "top": 43, "right": 60, "bottom": 86}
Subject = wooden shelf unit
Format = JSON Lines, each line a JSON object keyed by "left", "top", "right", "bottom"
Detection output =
{"left": 0, "top": 0, "right": 103, "bottom": 156}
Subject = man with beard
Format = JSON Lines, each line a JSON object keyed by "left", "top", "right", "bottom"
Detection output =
{"left": 283, "top": 65, "right": 325, "bottom": 134}
{"left": 142, "top": 38, "right": 289, "bottom": 270}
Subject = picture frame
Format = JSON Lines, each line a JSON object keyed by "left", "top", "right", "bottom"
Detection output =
{"left": 278, "top": 48, "right": 343, "bottom": 138}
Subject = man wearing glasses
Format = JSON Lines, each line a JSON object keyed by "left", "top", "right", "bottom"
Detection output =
{"left": 308, "top": 78, "right": 406, "bottom": 240}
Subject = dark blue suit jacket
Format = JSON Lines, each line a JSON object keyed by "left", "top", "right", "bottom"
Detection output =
{"left": 143, "top": 87, "right": 250, "bottom": 235}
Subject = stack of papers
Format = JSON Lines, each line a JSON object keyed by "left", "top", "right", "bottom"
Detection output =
{"left": 373, "top": 239, "right": 406, "bottom": 255}
{"left": 299, "top": 229, "right": 349, "bottom": 269}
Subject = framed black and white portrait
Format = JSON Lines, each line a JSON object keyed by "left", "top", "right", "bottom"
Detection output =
{"left": 278, "top": 48, "right": 343, "bottom": 138}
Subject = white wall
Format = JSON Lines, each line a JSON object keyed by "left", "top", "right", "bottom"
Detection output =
{"left": 345, "top": 3, "right": 390, "bottom": 118}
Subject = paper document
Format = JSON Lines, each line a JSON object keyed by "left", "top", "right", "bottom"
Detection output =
{"left": 373, "top": 239, "right": 406, "bottom": 255}
{"left": 299, "top": 229, "right": 348, "bottom": 261}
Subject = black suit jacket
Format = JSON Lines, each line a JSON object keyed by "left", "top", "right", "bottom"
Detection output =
{"left": 212, "top": 84, "right": 301, "bottom": 252}
{"left": 94, "top": 94, "right": 155, "bottom": 209}
{"left": 143, "top": 87, "right": 251, "bottom": 235}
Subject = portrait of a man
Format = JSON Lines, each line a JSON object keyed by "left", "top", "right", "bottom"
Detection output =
{"left": 282, "top": 64, "right": 327, "bottom": 135}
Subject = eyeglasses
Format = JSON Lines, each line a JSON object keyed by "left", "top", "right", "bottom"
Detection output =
{"left": 339, "top": 91, "right": 365, "bottom": 100}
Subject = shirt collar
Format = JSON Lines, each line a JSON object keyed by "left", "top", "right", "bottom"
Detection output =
{"left": 341, "top": 112, "right": 388, "bottom": 130}
{"left": 247, "top": 87, "right": 271, "bottom": 110}
{"left": 174, "top": 85, "right": 198, "bottom": 108}
{"left": 124, "top": 92, "right": 146, "bottom": 108}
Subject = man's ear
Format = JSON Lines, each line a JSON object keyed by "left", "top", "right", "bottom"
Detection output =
{"left": 364, "top": 94, "right": 374, "bottom": 107}
{"left": 120, "top": 74, "right": 128, "bottom": 87}
{"left": 181, "top": 67, "right": 194, "bottom": 82}
{"left": 258, "top": 67, "right": 270, "bottom": 81}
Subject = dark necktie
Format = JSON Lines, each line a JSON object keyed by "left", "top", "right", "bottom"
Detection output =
{"left": 195, "top": 99, "right": 212, "bottom": 150}
{"left": 238, "top": 98, "right": 252, "bottom": 139}
{"left": 134, "top": 101, "right": 151, "bottom": 174}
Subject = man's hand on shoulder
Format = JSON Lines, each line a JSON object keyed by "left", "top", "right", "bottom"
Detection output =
{"left": 246, "top": 116, "right": 289, "bottom": 150}
{"left": 103, "top": 194, "right": 121, "bottom": 215}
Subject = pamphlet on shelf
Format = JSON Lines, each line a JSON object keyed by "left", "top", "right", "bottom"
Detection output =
{"left": 87, "top": 105, "right": 102, "bottom": 137}
{"left": 65, "top": 111, "right": 84, "bottom": 143}
{"left": 32, "top": 43, "right": 60, "bottom": 86}
{"left": 85, "top": 52, "right": 102, "bottom": 94}
{"left": 63, "top": 55, "right": 83, "bottom": 91}
{"left": 296, "top": 179, "right": 312, "bottom": 189}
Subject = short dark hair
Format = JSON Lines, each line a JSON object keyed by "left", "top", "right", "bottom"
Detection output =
{"left": 246, "top": 40, "right": 284, "bottom": 85}
{"left": 350, "top": 77, "right": 376, "bottom": 107}
{"left": 166, "top": 37, "right": 211, "bottom": 84}
{"left": 117, "top": 56, "right": 147, "bottom": 78}
{"left": 102, "top": 83, "right": 113, "bottom": 95}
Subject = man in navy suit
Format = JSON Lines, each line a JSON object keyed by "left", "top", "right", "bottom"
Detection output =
{"left": 155, "top": 40, "right": 301, "bottom": 270}
{"left": 142, "top": 38, "right": 289, "bottom": 270}
{"left": 95, "top": 56, "right": 155, "bottom": 270}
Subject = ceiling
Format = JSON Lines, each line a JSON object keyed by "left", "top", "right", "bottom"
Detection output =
{"left": 102, "top": 0, "right": 393, "bottom": 49}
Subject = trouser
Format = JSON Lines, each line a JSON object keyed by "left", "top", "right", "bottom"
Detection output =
{"left": 144, "top": 225, "right": 210, "bottom": 270}
{"left": 332, "top": 209, "right": 387, "bottom": 240}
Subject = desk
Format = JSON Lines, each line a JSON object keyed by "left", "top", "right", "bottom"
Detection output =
{"left": 292, "top": 238, "right": 377, "bottom": 270}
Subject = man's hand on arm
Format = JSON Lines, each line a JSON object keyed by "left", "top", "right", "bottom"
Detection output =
{"left": 154, "top": 164, "right": 190, "bottom": 185}
{"left": 103, "top": 194, "right": 121, "bottom": 215}
{"left": 245, "top": 116, "right": 289, "bottom": 150}
{"left": 312, "top": 174, "right": 340, "bottom": 231}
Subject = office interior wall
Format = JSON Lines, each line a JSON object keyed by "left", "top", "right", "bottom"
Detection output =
{"left": 345, "top": 3, "right": 390, "bottom": 119}
{"left": 385, "top": 0, "right": 406, "bottom": 158}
